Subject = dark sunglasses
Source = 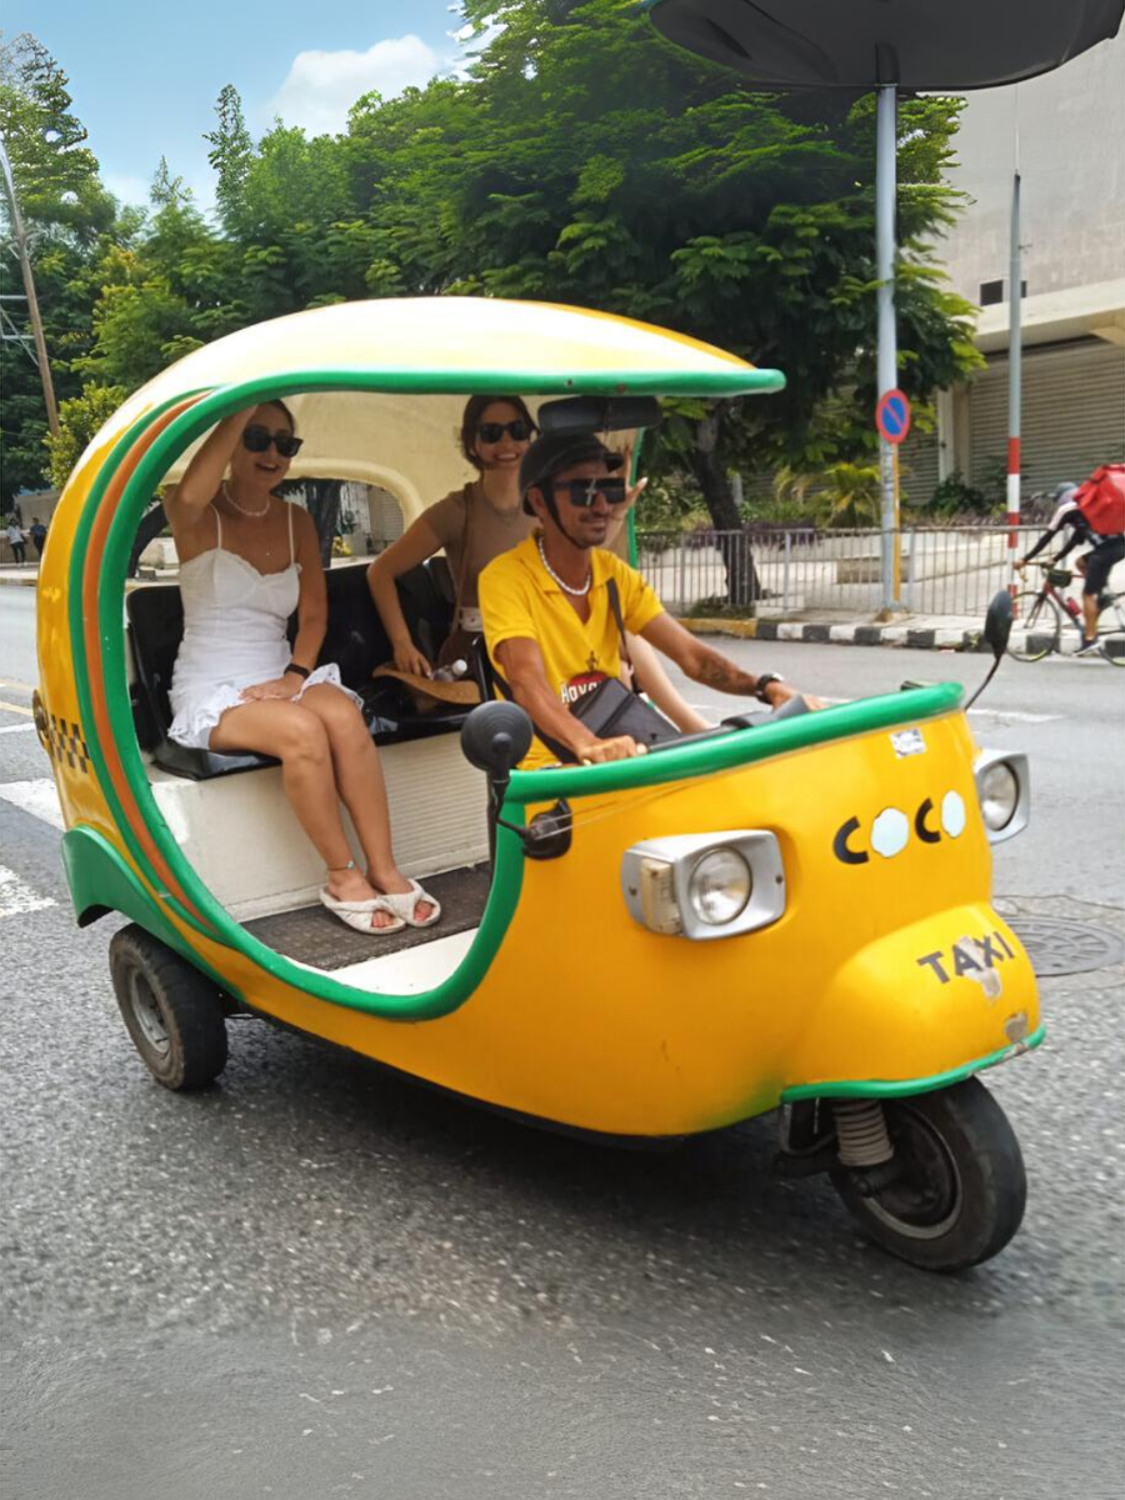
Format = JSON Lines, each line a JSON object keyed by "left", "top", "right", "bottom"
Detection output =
{"left": 477, "top": 419, "right": 534, "bottom": 444}
{"left": 242, "top": 425, "right": 303, "bottom": 459}
{"left": 552, "top": 476, "right": 628, "bottom": 508}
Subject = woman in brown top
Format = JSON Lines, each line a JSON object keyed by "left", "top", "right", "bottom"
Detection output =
{"left": 367, "top": 394, "right": 709, "bottom": 733}
{"left": 367, "top": 396, "right": 538, "bottom": 678}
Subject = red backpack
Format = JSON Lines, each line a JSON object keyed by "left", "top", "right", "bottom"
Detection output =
{"left": 1075, "top": 463, "right": 1125, "bottom": 537}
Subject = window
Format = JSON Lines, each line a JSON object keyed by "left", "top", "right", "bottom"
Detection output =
{"left": 980, "top": 279, "right": 1028, "bottom": 307}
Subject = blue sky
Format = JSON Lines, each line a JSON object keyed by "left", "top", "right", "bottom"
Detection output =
{"left": 4, "top": 0, "right": 474, "bottom": 212}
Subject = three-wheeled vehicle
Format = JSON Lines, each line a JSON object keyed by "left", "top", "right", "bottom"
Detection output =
{"left": 35, "top": 296, "right": 1042, "bottom": 1271}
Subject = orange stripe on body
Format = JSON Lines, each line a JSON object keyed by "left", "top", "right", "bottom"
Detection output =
{"left": 82, "top": 397, "right": 217, "bottom": 932}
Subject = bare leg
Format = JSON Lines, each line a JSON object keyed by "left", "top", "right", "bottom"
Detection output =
{"left": 209, "top": 698, "right": 396, "bottom": 928}
{"left": 1082, "top": 591, "right": 1099, "bottom": 645}
{"left": 298, "top": 686, "right": 435, "bottom": 922}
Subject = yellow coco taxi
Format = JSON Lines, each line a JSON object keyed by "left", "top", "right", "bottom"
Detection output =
{"left": 34, "top": 297, "right": 1042, "bottom": 1272}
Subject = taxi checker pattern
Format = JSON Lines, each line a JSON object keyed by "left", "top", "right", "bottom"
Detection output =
{"left": 47, "top": 713, "right": 90, "bottom": 775}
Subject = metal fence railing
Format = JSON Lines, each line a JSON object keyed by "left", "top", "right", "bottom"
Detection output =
{"left": 636, "top": 524, "right": 1055, "bottom": 620}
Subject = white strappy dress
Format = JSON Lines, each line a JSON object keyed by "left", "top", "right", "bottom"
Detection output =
{"left": 168, "top": 505, "right": 362, "bottom": 751}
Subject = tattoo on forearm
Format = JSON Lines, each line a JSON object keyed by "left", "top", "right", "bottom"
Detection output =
{"left": 694, "top": 655, "right": 756, "bottom": 694}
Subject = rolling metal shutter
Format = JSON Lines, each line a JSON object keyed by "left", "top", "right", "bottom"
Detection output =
{"left": 899, "top": 427, "right": 941, "bottom": 506}
{"left": 969, "top": 338, "right": 1125, "bottom": 494}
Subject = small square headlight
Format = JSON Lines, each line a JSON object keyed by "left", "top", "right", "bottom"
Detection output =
{"left": 621, "top": 831, "right": 786, "bottom": 941}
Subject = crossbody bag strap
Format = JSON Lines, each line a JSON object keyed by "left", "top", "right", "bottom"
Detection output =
{"left": 452, "top": 484, "right": 475, "bottom": 623}
{"left": 605, "top": 577, "right": 639, "bottom": 695}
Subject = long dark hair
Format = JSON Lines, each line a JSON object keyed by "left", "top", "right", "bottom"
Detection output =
{"left": 458, "top": 394, "right": 536, "bottom": 470}
{"left": 262, "top": 398, "right": 297, "bottom": 433}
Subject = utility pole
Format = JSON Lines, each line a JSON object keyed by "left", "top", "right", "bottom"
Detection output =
{"left": 875, "top": 83, "right": 902, "bottom": 615}
{"left": 0, "top": 134, "right": 60, "bottom": 437}
{"left": 1006, "top": 168, "right": 1022, "bottom": 583}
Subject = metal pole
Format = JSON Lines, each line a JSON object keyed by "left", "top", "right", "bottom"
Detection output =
{"left": 876, "top": 84, "right": 900, "bottom": 614}
{"left": 0, "top": 136, "right": 60, "bottom": 438}
{"left": 1007, "top": 169, "right": 1022, "bottom": 584}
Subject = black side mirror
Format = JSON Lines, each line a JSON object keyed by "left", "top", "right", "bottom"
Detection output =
{"left": 461, "top": 702, "right": 533, "bottom": 788}
{"left": 983, "top": 591, "right": 1014, "bottom": 659}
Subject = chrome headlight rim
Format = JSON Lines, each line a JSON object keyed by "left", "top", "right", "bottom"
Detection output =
{"left": 687, "top": 846, "right": 753, "bottom": 926}
{"left": 621, "top": 831, "right": 786, "bottom": 941}
{"left": 979, "top": 761, "right": 1019, "bottom": 831}
{"left": 973, "top": 750, "right": 1030, "bottom": 845}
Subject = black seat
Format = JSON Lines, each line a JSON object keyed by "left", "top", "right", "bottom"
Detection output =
{"left": 127, "top": 559, "right": 471, "bottom": 781}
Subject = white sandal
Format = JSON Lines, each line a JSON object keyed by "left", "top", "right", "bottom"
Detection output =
{"left": 319, "top": 889, "right": 406, "bottom": 935}
{"left": 378, "top": 879, "right": 442, "bottom": 929}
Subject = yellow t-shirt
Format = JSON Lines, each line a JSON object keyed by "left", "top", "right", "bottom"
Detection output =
{"left": 478, "top": 532, "right": 665, "bottom": 769}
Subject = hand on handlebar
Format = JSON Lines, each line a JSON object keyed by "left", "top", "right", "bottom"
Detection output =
{"left": 578, "top": 735, "right": 647, "bottom": 765}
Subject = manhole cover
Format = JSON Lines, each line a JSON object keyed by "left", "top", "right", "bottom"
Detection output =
{"left": 1008, "top": 916, "right": 1125, "bottom": 977}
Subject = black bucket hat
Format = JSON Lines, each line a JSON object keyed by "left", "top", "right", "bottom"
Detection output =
{"left": 519, "top": 434, "right": 624, "bottom": 515}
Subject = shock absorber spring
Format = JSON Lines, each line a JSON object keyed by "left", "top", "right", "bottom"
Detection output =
{"left": 833, "top": 1100, "right": 894, "bottom": 1168}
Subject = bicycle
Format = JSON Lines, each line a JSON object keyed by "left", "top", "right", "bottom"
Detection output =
{"left": 1009, "top": 562, "right": 1125, "bottom": 665}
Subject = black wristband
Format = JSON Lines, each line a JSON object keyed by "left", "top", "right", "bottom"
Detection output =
{"left": 285, "top": 661, "right": 311, "bottom": 680}
{"left": 754, "top": 672, "right": 782, "bottom": 703}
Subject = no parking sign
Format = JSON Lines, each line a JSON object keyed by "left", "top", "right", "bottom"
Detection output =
{"left": 876, "top": 388, "right": 911, "bottom": 445}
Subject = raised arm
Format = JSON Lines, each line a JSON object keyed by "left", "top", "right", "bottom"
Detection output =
{"left": 164, "top": 409, "right": 255, "bottom": 529}
{"left": 366, "top": 514, "right": 445, "bottom": 676}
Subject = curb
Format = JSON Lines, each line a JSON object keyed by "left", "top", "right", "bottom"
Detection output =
{"left": 0, "top": 573, "right": 39, "bottom": 589}
{"left": 676, "top": 616, "right": 989, "bottom": 653}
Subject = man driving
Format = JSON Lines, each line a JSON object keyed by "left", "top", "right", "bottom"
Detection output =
{"left": 478, "top": 433, "right": 819, "bottom": 768}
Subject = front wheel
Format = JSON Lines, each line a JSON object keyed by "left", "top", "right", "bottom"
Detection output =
{"left": 830, "top": 1079, "right": 1026, "bottom": 1272}
{"left": 1007, "top": 591, "right": 1061, "bottom": 662}
{"left": 109, "top": 925, "right": 228, "bottom": 1090}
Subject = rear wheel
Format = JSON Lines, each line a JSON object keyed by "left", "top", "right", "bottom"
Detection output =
{"left": 109, "top": 925, "right": 228, "bottom": 1090}
{"left": 1097, "top": 592, "right": 1125, "bottom": 666}
{"left": 1007, "top": 591, "right": 1060, "bottom": 662}
{"left": 830, "top": 1079, "right": 1026, "bottom": 1272}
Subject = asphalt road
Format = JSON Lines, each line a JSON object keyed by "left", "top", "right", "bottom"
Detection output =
{"left": 1, "top": 585, "right": 1123, "bottom": 1500}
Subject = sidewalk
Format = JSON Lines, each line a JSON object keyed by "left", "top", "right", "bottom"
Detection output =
{"left": 0, "top": 560, "right": 1095, "bottom": 657}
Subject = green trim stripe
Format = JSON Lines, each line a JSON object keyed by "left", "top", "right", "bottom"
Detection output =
{"left": 780, "top": 1023, "right": 1046, "bottom": 1102}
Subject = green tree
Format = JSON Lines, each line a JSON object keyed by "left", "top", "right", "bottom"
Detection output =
{"left": 43, "top": 381, "right": 126, "bottom": 489}
{"left": 0, "top": 33, "right": 121, "bottom": 501}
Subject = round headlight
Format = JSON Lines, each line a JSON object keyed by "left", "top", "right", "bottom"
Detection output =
{"left": 980, "top": 761, "right": 1019, "bottom": 830}
{"left": 688, "top": 848, "right": 752, "bottom": 926}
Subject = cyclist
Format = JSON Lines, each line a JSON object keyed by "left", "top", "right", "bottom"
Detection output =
{"left": 1018, "top": 480, "right": 1122, "bottom": 654}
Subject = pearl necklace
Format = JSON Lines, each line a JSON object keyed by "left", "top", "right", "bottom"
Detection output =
{"left": 537, "top": 534, "right": 591, "bottom": 597}
{"left": 221, "top": 480, "right": 270, "bottom": 519}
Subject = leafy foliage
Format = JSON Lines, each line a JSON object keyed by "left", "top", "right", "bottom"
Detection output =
{"left": 1, "top": 12, "right": 981, "bottom": 552}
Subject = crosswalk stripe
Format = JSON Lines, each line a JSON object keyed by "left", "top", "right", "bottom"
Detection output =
{"left": 0, "top": 723, "right": 37, "bottom": 735}
{"left": 0, "top": 865, "right": 57, "bottom": 918}
{"left": 0, "top": 778, "right": 65, "bottom": 831}
{"left": 0, "top": 700, "right": 34, "bottom": 717}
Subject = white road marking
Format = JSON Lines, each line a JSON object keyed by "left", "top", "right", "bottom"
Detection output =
{"left": 0, "top": 865, "right": 56, "bottom": 918}
{"left": 0, "top": 778, "right": 65, "bottom": 831}
{"left": 0, "top": 722, "right": 36, "bottom": 735}
{"left": 0, "top": 700, "right": 33, "bottom": 717}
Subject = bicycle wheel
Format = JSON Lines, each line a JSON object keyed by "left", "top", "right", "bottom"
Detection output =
{"left": 1008, "top": 591, "right": 1061, "bottom": 662}
{"left": 1097, "top": 593, "right": 1125, "bottom": 666}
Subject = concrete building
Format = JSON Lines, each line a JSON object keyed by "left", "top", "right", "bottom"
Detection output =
{"left": 901, "top": 29, "right": 1125, "bottom": 506}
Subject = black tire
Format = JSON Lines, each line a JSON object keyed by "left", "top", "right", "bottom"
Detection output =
{"left": 1097, "top": 593, "right": 1125, "bottom": 666}
{"left": 109, "top": 925, "right": 228, "bottom": 1090}
{"left": 1007, "top": 591, "right": 1060, "bottom": 662}
{"left": 830, "top": 1079, "right": 1026, "bottom": 1272}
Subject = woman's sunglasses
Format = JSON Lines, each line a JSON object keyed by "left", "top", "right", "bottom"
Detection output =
{"left": 552, "top": 476, "right": 628, "bottom": 508}
{"left": 242, "top": 425, "right": 303, "bottom": 459}
{"left": 477, "top": 419, "right": 534, "bottom": 444}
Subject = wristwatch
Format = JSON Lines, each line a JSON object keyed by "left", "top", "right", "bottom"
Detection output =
{"left": 754, "top": 672, "right": 783, "bottom": 703}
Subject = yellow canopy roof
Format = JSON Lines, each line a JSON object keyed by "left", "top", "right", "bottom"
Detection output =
{"left": 95, "top": 297, "right": 782, "bottom": 521}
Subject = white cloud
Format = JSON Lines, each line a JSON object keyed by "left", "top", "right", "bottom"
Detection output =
{"left": 104, "top": 172, "right": 151, "bottom": 208}
{"left": 267, "top": 35, "right": 450, "bottom": 137}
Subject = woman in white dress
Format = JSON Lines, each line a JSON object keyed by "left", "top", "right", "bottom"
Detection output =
{"left": 165, "top": 402, "right": 438, "bottom": 935}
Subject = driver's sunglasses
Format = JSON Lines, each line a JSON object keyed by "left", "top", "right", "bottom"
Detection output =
{"left": 553, "top": 476, "right": 628, "bottom": 508}
{"left": 242, "top": 425, "right": 303, "bottom": 459}
{"left": 476, "top": 419, "right": 534, "bottom": 444}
